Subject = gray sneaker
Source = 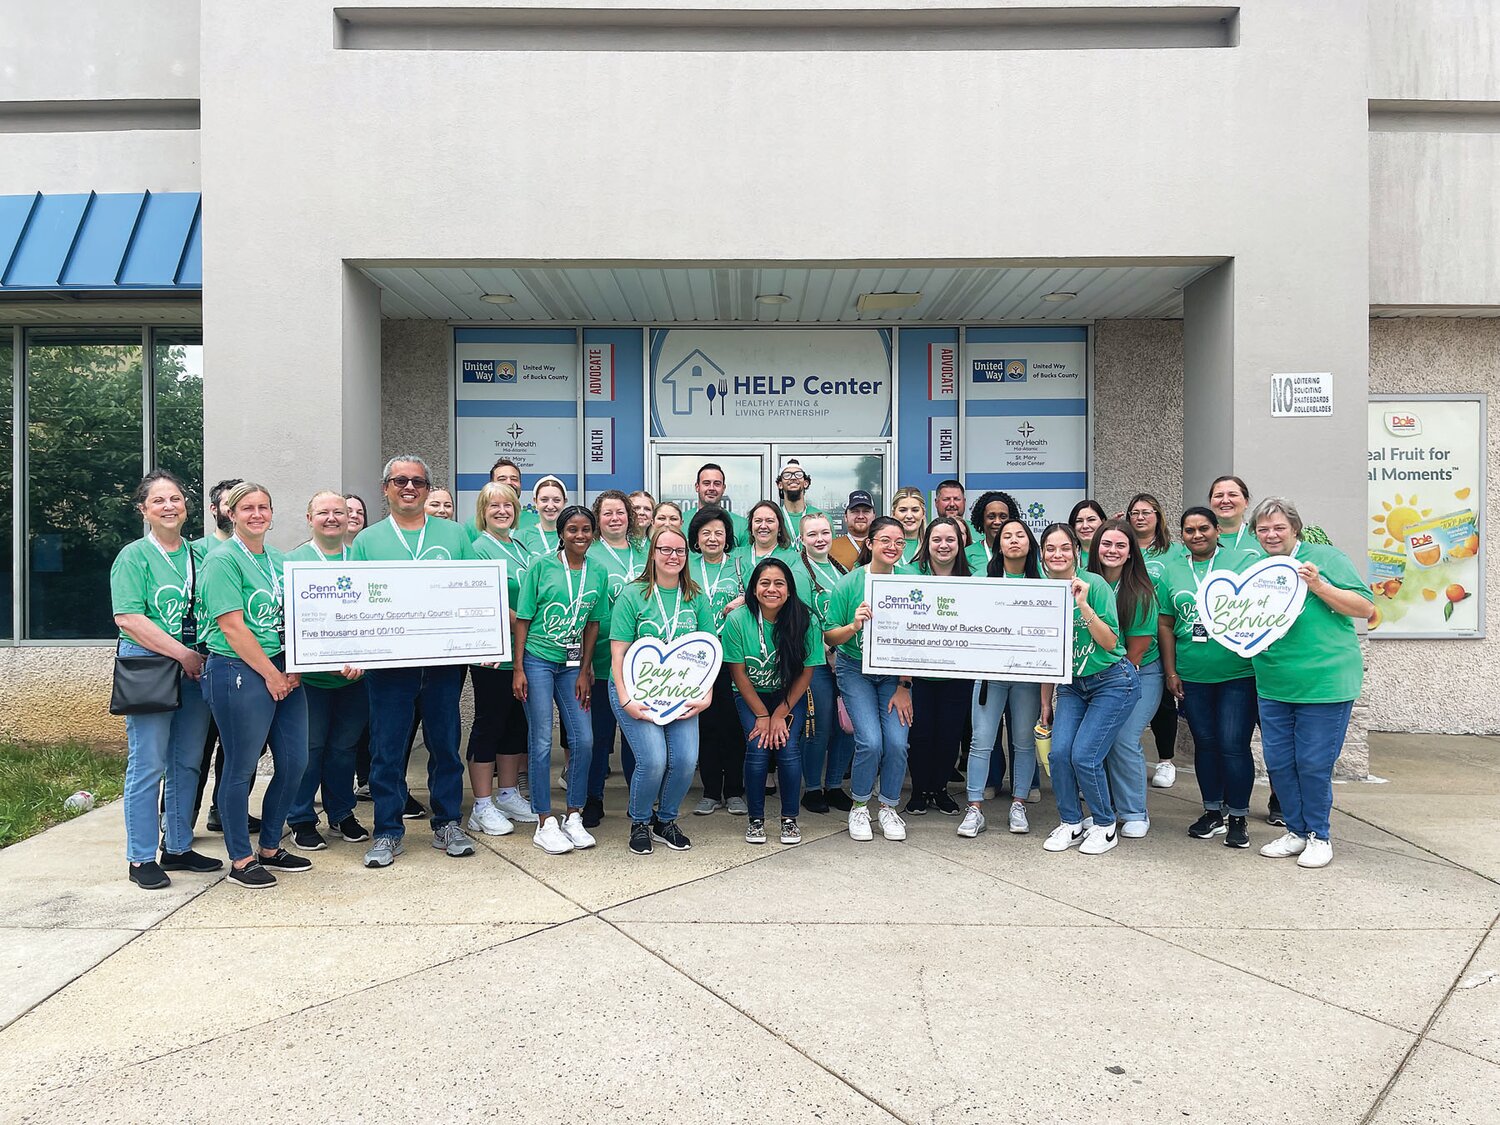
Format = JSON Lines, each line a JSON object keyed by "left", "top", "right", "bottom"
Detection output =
{"left": 693, "top": 797, "right": 722, "bottom": 816}
{"left": 725, "top": 796, "right": 749, "bottom": 816}
{"left": 432, "top": 823, "right": 476, "bottom": 858}
{"left": 363, "top": 835, "right": 404, "bottom": 868}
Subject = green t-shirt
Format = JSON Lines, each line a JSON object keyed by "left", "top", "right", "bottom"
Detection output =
{"left": 609, "top": 582, "right": 717, "bottom": 652}
{"left": 1108, "top": 576, "right": 1160, "bottom": 669}
{"left": 1153, "top": 548, "right": 1257, "bottom": 684}
{"left": 693, "top": 553, "right": 746, "bottom": 637}
{"left": 285, "top": 541, "right": 359, "bottom": 689}
{"left": 795, "top": 555, "right": 845, "bottom": 629}
{"left": 110, "top": 535, "right": 206, "bottom": 643}
{"left": 516, "top": 555, "right": 609, "bottom": 664}
{"left": 901, "top": 538, "right": 921, "bottom": 564}
{"left": 588, "top": 538, "right": 647, "bottom": 675}
{"left": 199, "top": 539, "right": 287, "bottom": 658}
{"left": 964, "top": 540, "right": 993, "bottom": 575}
{"left": 470, "top": 531, "right": 533, "bottom": 672}
{"left": 731, "top": 543, "right": 800, "bottom": 579}
{"left": 779, "top": 504, "right": 823, "bottom": 541}
{"left": 1069, "top": 570, "right": 1126, "bottom": 678}
{"left": 1216, "top": 524, "right": 1265, "bottom": 558}
{"left": 515, "top": 523, "right": 561, "bottom": 557}
{"left": 1251, "top": 542, "right": 1370, "bottom": 704}
{"left": 825, "top": 563, "right": 919, "bottom": 663}
{"left": 349, "top": 515, "right": 475, "bottom": 562}
{"left": 721, "top": 604, "right": 826, "bottom": 694}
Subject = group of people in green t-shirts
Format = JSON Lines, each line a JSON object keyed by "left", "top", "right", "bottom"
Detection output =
{"left": 110, "top": 456, "right": 1370, "bottom": 890}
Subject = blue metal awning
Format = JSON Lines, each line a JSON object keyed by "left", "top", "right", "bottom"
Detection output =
{"left": 0, "top": 191, "right": 201, "bottom": 291}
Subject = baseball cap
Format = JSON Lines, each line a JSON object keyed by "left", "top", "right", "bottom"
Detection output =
{"left": 845, "top": 490, "right": 875, "bottom": 510}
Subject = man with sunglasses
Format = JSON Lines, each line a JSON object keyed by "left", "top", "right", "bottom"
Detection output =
{"left": 350, "top": 455, "right": 479, "bottom": 868}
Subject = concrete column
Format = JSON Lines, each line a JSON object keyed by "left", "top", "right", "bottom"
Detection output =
{"left": 341, "top": 267, "right": 384, "bottom": 498}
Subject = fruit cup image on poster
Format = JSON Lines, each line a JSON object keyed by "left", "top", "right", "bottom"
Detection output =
{"left": 1367, "top": 396, "right": 1487, "bottom": 637}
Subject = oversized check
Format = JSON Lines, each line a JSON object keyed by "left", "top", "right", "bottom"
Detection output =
{"left": 282, "top": 560, "right": 510, "bottom": 672}
{"left": 862, "top": 573, "right": 1074, "bottom": 683}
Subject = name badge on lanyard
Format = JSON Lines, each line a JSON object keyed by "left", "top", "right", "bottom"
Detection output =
{"left": 234, "top": 535, "right": 283, "bottom": 649}
{"left": 149, "top": 532, "right": 198, "bottom": 647}
{"left": 563, "top": 560, "right": 589, "bottom": 667}
{"left": 1190, "top": 550, "right": 1219, "bottom": 642}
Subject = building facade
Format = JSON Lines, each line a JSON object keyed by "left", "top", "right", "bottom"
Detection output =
{"left": 0, "top": 0, "right": 1495, "bottom": 750}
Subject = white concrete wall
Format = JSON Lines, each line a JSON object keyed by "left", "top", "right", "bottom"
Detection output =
{"left": 1369, "top": 0, "right": 1500, "bottom": 101}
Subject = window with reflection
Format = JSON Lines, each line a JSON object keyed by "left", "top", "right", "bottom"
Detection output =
{"left": 153, "top": 328, "right": 204, "bottom": 532}
{"left": 26, "top": 329, "right": 144, "bottom": 639}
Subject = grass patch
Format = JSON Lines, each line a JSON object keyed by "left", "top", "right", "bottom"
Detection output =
{"left": 0, "top": 743, "right": 128, "bottom": 849}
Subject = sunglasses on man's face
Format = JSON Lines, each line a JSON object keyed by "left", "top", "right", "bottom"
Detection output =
{"left": 386, "top": 476, "right": 430, "bottom": 490}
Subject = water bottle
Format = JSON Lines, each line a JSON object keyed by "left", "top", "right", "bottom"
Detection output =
{"left": 1033, "top": 721, "right": 1053, "bottom": 779}
{"left": 63, "top": 790, "right": 95, "bottom": 814}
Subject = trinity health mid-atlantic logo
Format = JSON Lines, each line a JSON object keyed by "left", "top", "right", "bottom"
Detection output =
{"left": 661, "top": 349, "right": 731, "bottom": 416}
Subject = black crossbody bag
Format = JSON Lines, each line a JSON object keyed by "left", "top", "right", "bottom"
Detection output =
{"left": 110, "top": 547, "right": 199, "bottom": 716}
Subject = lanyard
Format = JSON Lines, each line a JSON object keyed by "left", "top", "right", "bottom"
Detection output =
{"left": 561, "top": 558, "right": 589, "bottom": 634}
{"left": 315, "top": 542, "right": 348, "bottom": 561}
{"left": 700, "top": 556, "right": 732, "bottom": 600}
{"left": 393, "top": 518, "right": 428, "bottom": 560}
{"left": 806, "top": 556, "right": 838, "bottom": 592}
{"left": 600, "top": 538, "right": 640, "bottom": 578}
{"left": 754, "top": 611, "right": 772, "bottom": 660}
{"left": 484, "top": 531, "right": 529, "bottom": 572}
{"left": 145, "top": 531, "right": 192, "bottom": 585}
{"left": 1188, "top": 548, "right": 1221, "bottom": 588}
{"left": 538, "top": 527, "right": 557, "bottom": 555}
{"left": 232, "top": 534, "right": 281, "bottom": 606}
{"left": 653, "top": 584, "right": 687, "bottom": 639}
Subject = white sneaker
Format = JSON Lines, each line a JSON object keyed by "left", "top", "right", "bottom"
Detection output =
{"left": 493, "top": 790, "right": 538, "bottom": 824}
{"left": 878, "top": 805, "right": 907, "bottom": 841}
{"left": 532, "top": 817, "right": 574, "bottom": 855}
{"left": 1260, "top": 831, "right": 1307, "bottom": 859}
{"left": 1121, "top": 818, "right": 1150, "bottom": 839}
{"left": 1297, "top": 836, "right": 1333, "bottom": 868}
{"left": 561, "top": 811, "right": 596, "bottom": 850}
{"left": 1152, "top": 761, "right": 1176, "bottom": 788}
{"left": 1008, "top": 800, "right": 1029, "bottom": 834}
{"left": 848, "top": 805, "right": 873, "bottom": 842}
{"left": 957, "top": 806, "right": 986, "bottom": 838}
{"left": 1079, "top": 823, "right": 1119, "bottom": 855}
{"left": 1043, "top": 821, "right": 1088, "bottom": 852}
{"left": 467, "top": 799, "right": 515, "bottom": 837}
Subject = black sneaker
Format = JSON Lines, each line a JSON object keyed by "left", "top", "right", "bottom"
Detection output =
{"left": 930, "top": 790, "right": 962, "bottom": 816}
{"left": 582, "top": 796, "right": 605, "bottom": 830}
{"left": 227, "top": 860, "right": 277, "bottom": 889}
{"left": 247, "top": 813, "right": 262, "bottom": 834}
{"left": 629, "top": 822, "right": 653, "bottom": 856}
{"left": 258, "top": 848, "right": 313, "bottom": 873}
{"left": 824, "top": 788, "right": 853, "bottom": 812}
{"left": 904, "top": 792, "right": 929, "bottom": 816}
{"left": 1266, "top": 794, "right": 1285, "bottom": 827}
{"left": 329, "top": 814, "right": 369, "bottom": 843}
{"left": 1224, "top": 815, "right": 1251, "bottom": 849}
{"left": 403, "top": 795, "right": 427, "bottom": 820}
{"left": 159, "top": 848, "right": 224, "bottom": 873}
{"left": 1188, "top": 810, "right": 1227, "bottom": 839}
{"left": 291, "top": 824, "right": 328, "bottom": 851}
{"left": 651, "top": 818, "right": 692, "bottom": 851}
{"left": 128, "top": 861, "right": 171, "bottom": 890}
{"left": 205, "top": 806, "right": 223, "bottom": 832}
{"left": 802, "top": 788, "right": 830, "bottom": 815}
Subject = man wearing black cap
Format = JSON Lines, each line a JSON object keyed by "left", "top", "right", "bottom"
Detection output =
{"left": 830, "top": 490, "right": 875, "bottom": 570}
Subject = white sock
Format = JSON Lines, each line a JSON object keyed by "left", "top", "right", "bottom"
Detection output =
{"left": 497, "top": 787, "right": 519, "bottom": 801}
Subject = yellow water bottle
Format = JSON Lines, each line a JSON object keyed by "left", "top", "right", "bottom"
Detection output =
{"left": 1034, "top": 721, "right": 1053, "bottom": 778}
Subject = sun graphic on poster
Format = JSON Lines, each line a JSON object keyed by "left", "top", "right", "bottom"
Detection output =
{"left": 1371, "top": 493, "right": 1433, "bottom": 549}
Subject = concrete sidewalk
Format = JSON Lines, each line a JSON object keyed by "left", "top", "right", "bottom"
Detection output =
{"left": 1, "top": 733, "right": 1497, "bottom": 1123}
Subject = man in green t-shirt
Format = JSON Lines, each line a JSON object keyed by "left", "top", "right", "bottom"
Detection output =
{"left": 351, "top": 456, "right": 478, "bottom": 869}
{"left": 693, "top": 461, "right": 749, "bottom": 547}
{"left": 775, "top": 459, "right": 823, "bottom": 542}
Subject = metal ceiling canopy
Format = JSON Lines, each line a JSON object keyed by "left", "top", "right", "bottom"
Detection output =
{"left": 0, "top": 192, "right": 202, "bottom": 291}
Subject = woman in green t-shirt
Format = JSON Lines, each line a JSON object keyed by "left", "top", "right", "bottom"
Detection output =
{"left": 516, "top": 475, "right": 568, "bottom": 556}
{"left": 891, "top": 487, "right": 927, "bottom": 564}
{"left": 687, "top": 505, "right": 749, "bottom": 817}
{"left": 733, "top": 500, "right": 796, "bottom": 574}
{"left": 1125, "top": 493, "right": 1183, "bottom": 789}
{"left": 905, "top": 518, "right": 970, "bottom": 818}
{"left": 514, "top": 504, "right": 608, "bottom": 856}
{"left": 1088, "top": 519, "right": 1164, "bottom": 841}
{"left": 1069, "top": 499, "right": 1107, "bottom": 570}
{"left": 1249, "top": 497, "right": 1373, "bottom": 870}
{"left": 723, "top": 557, "right": 823, "bottom": 847}
{"left": 585, "top": 490, "right": 646, "bottom": 827}
{"left": 465, "top": 482, "right": 535, "bottom": 836}
{"left": 198, "top": 481, "right": 312, "bottom": 889}
{"left": 1209, "top": 474, "right": 1265, "bottom": 558}
{"left": 790, "top": 512, "right": 851, "bottom": 816}
{"left": 1155, "top": 506, "right": 1259, "bottom": 849}
{"left": 110, "top": 470, "right": 220, "bottom": 890}
{"left": 1038, "top": 523, "right": 1140, "bottom": 857}
{"left": 608, "top": 526, "right": 717, "bottom": 856}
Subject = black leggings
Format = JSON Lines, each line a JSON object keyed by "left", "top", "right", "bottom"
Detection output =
{"left": 697, "top": 666, "right": 745, "bottom": 800}
{"left": 908, "top": 679, "right": 970, "bottom": 794}
{"left": 1151, "top": 691, "right": 1178, "bottom": 761}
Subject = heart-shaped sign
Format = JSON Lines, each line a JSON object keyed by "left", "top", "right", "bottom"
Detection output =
{"left": 1195, "top": 556, "right": 1308, "bottom": 658}
{"left": 623, "top": 630, "right": 723, "bottom": 726}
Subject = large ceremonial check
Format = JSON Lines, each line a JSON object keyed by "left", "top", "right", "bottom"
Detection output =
{"left": 282, "top": 560, "right": 510, "bottom": 672}
{"left": 861, "top": 573, "right": 1074, "bottom": 683}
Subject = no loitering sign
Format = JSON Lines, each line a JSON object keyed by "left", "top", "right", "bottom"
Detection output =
{"left": 1271, "top": 372, "right": 1334, "bottom": 417}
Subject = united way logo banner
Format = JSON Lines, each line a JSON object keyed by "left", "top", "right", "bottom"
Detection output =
{"left": 649, "top": 328, "right": 892, "bottom": 439}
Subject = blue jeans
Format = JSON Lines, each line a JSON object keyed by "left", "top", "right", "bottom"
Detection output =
{"left": 1105, "top": 660, "right": 1162, "bottom": 824}
{"left": 588, "top": 677, "right": 635, "bottom": 800}
{"left": 521, "top": 651, "right": 593, "bottom": 815}
{"left": 836, "top": 653, "right": 911, "bottom": 807}
{"left": 121, "top": 640, "right": 211, "bottom": 863}
{"left": 609, "top": 680, "right": 700, "bottom": 823}
{"left": 737, "top": 693, "right": 806, "bottom": 819}
{"left": 1051, "top": 659, "right": 1140, "bottom": 828}
{"left": 802, "top": 662, "right": 854, "bottom": 792}
{"left": 288, "top": 679, "right": 367, "bottom": 827}
{"left": 202, "top": 653, "right": 308, "bottom": 863}
{"left": 1257, "top": 697, "right": 1353, "bottom": 840}
{"left": 968, "top": 679, "right": 1040, "bottom": 804}
{"left": 1180, "top": 677, "right": 1259, "bottom": 815}
{"left": 365, "top": 664, "right": 465, "bottom": 840}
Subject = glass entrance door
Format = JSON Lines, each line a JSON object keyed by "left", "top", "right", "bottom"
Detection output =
{"left": 651, "top": 444, "right": 769, "bottom": 527}
{"left": 770, "top": 444, "right": 887, "bottom": 537}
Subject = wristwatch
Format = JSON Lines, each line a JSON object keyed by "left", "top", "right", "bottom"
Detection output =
{"left": 898, "top": 678, "right": 913, "bottom": 689}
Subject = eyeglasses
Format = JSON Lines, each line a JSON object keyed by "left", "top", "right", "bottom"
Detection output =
{"left": 1128, "top": 508, "right": 1156, "bottom": 518}
{"left": 780, "top": 472, "right": 807, "bottom": 483}
{"left": 386, "top": 476, "right": 430, "bottom": 490}
{"left": 656, "top": 546, "right": 688, "bottom": 557}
